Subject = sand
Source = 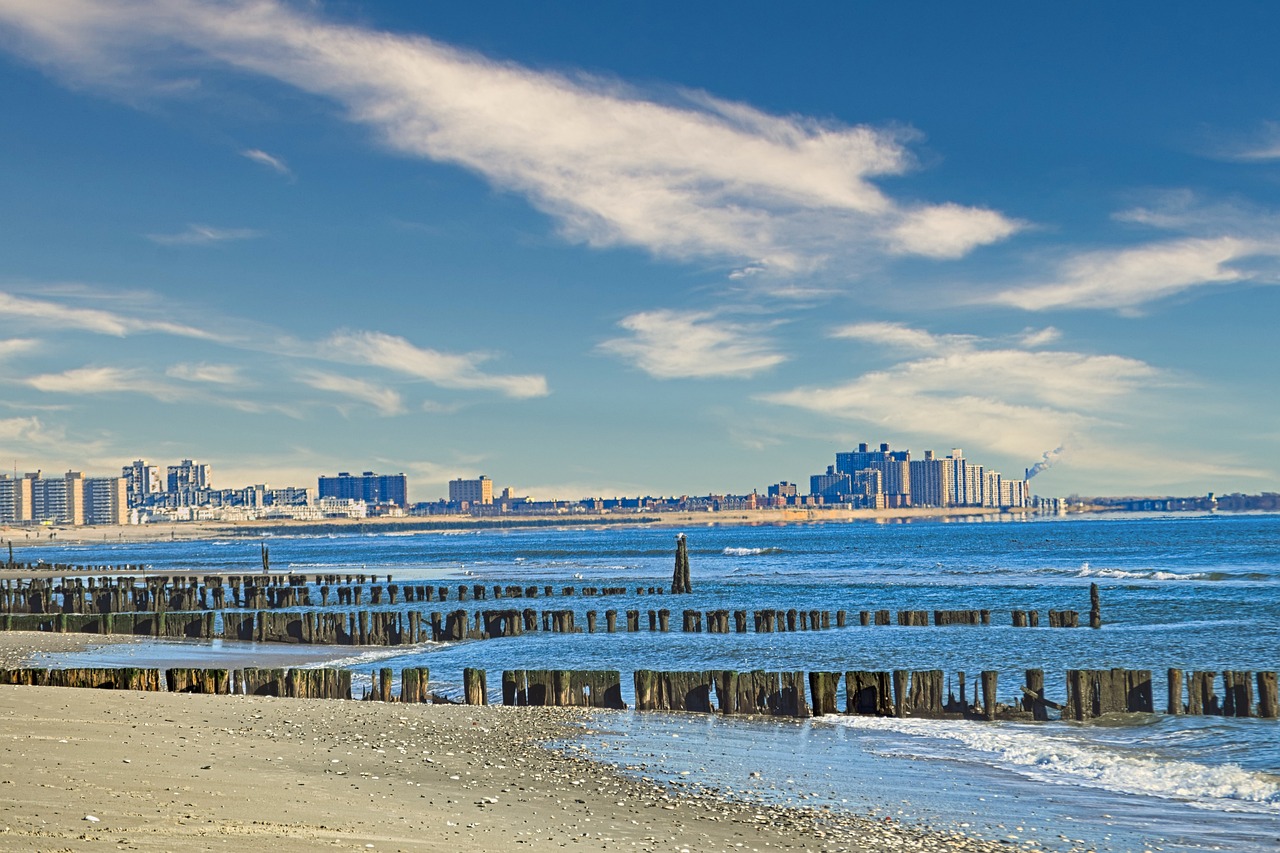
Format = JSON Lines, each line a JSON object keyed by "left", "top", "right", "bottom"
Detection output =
{"left": 2, "top": 505, "right": 1030, "bottom": 548}
{"left": 0, "top": 688, "right": 1020, "bottom": 853}
{"left": 0, "top": 633, "right": 1017, "bottom": 853}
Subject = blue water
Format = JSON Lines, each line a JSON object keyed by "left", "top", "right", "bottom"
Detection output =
{"left": 21, "top": 511, "right": 1280, "bottom": 851}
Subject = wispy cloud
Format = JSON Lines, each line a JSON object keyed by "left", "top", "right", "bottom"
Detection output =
{"left": 599, "top": 309, "right": 786, "bottom": 379}
{"left": 989, "top": 236, "right": 1266, "bottom": 311}
{"left": 831, "top": 321, "right": 977, "bottom": 353}
{"left": 146, "top": 223, "right": 261, "bottom": 246}
{"left": 326, "top": 331, "right": 548, "bottom": 399}
{"left": 166, "top": 362, "right": 243, "bottom": 385}
{"left": 299, "top": 370, "right": 405, "bottom": 416}
{"left": 24, "top": 365, "right": 181, "bottom": 399}
{"left": 0, "top": 0, "right": 1022, "bottom": 275}
{"left": 241, "top": 147, "right": 292, "bottom": 177}
{"left": 762, "top": 323, "right": 1160, "bottom": 459}
{"left": 0, "top": 290, "right": 220, "bottom": 340}
{"left": 0, "top": 338, "right": 38, "bottom": 359}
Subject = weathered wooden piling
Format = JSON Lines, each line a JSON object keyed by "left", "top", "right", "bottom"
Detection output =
{"left": 980, "top": 670, "right": 998, "bottom": 721}
{"left": 845, "top": 670, "right": 894, "bottom": 716}
{"left": 808, "top": 671, "right": 840, "bottom": 716}
{"left": 1167, "top": 667, "right": 1184, "bottom": 714}
{"left": 502, "top": 670, "right": 624, "bottom": 709}
{"left": 1048, "top": 609, "right": 1079, "bottom": 628}
{"left": 166, "top": 668, "right": 231, "bottom": 694}
{"left": 241, "top": 667, "right": 286, "bottom": 696}
{"left": 1188, "top": 671, "right": 1218, "bottom": 715}
{"left": 671, "top": 533, "right": 692, "bottom": 594}
{"left": 896, "top": 670, "right": 945, "bottom": 717}
{"left": 1258, "top": 672, "right": 1279, "bottom": 718}
{"left": 1223, "top": 671, "right": 1253, "bottom": 717}
{"left": 1065, "top": 668, "right": 1153, "bottom": 720}
{"left": 463, "top": 668, "right": 487, "bottom": 705}
{"left": 1023, "top": 669, "right": 1048, "bottom": 721}
{"left": 1089, "top": 582, "right": 1102, "bottom": 628}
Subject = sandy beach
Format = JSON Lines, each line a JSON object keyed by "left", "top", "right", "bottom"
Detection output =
{"left": 0, "top": 635, "right": 1016, "bottom": 853}
{"left": 2, "top": 506, "right": 1031, "bottom": 548}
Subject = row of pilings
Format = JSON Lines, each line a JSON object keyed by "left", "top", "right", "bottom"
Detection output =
{"left": 1, "top": 666, "right": 1275, "bottom": 722}
{"left": 0, "top": 575, "right": 664, "bottom": 615}
{"left": 0, "top": 603, "right": 1102, "bottom": 643}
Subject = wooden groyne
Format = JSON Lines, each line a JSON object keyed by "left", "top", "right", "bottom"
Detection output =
{"left": 0, "top": 574, "right": 668, "bottom": 615}
{"left": 0, "top": 599, "right": 1103, "bottom": 647}
{"left": 4, "top": 664, "right": 1274, "bottom": 722}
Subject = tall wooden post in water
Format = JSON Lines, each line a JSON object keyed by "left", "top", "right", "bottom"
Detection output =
{"left": 671, "top": 534, "right": 691, "bottom": 594}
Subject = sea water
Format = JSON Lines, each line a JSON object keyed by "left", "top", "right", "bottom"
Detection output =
{"left": 23, "top": 512, "right": 1280, "bottom": 851}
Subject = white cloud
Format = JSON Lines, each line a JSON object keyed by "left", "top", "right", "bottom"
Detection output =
{"left": 325, "top": 331, "right": 548, "bottom": 399}
{"left": 1017, "top": 327, "right": 1062, "bottom": 348}
{"left": 598, "top": 309, "right": 786, "bottom": 379}
{"left": 0, "top": 0, "right": 1022, "bottom": 273}
{"left": 0, "top": 290, "right": 220, "bottom": 340}
{"left": 146, "top": 223, "right": 261, "bottom": 246}
{"left": 299, "top": 370, "right": 404, "bottom": 416}
{"left": 762, "top": 323, "right": 1160, "bottom": 459}
{"left": 0, "top": 337, "right": 38, "bottom": 359}
{"left": 25, "top": 365, "right": 180, "bottom": 399}
{"left": 989, "top": 236, "right": 1264, "bottom": 311}
{"left": 888, "top": 203, "right": 1024, "bottom": 259}
{"left": 166, "top": 362, "right": 243, "bottom": 385}
{"left": 241, "top": 147, "right": 291, "bottom": 176}
{"left": 831, "top": 322, "right": 976, "bottom": 352}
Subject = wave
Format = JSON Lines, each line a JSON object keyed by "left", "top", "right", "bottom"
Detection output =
{"left": 831, "top": 717, "right": 1280, "bottom": 813}
{"left": 1076, "top": 567, "right": 1217, "bottom": 581}
{"left": 722, "top": 547, "right": 785, "bottom": 556}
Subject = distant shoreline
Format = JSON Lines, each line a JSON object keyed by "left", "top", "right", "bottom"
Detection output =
{"left": 1, "top": 505, "right": 1040, "bottom": 546}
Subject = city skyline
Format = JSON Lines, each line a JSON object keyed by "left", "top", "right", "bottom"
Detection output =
{"left": 1, "top": 3, "right": 1278, "bottom": 498}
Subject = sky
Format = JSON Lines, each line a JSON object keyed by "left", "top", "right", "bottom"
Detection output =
{"left": 0, "top": 1, "right": 1278, "bottom": 502}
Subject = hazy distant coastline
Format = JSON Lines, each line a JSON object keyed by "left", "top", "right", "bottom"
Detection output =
{"left": 2, "top": 505, "right": 1041, "bottom": 547}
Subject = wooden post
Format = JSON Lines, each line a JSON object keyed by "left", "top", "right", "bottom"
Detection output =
{"left": 1167, "top": 668, "right": 1184, "bottom": 715}
{"left": 671, "top": 534, "right": 691, "bottom": 593}
{"left": 1024, "top": 669, "right": 1047, "bottom": 721}
{"left": 1257, "top": 672, "right": 1278, "bottom": 718}
{"left": 1089, "top": 582, "right": 1101, "bottom": 629}
{"left": 463, "top": 668, "right": 487, "bottom": 705}
{"left": 980, "top": 670, "right": 998, "bottom": 721}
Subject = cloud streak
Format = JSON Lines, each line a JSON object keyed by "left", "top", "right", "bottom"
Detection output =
{"left": 325, "top": 331, "right": 549, "bottom": 399}
{"left": 0, "top": 290, "right": 221, "bottom": 340}
{"left": 299, "top": 370, "right": 405, "bottom": 416}
{"left": 599, "top": 309, "right": 786, "bottom": 379}
{"left": 241, "top": 147, "right": 292, "bottom": 177}
{"left": 0, "top": 0, "right": 1022, "bottom": 274}
{"left": 146, "top": 223, "right": 262, "bottom": 246}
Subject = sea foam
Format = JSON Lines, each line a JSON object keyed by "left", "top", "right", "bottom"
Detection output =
{"left": 832, "top": 716, "right": 1280, "bottom": 813}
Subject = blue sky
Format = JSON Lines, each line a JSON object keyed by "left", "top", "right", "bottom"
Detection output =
{"left": 0, "top": 1, "right": 1277, "bottom": 501}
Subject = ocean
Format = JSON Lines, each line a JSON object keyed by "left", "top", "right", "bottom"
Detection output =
{"left": 21, "top": 511, "right": 1280, "bottom": 852}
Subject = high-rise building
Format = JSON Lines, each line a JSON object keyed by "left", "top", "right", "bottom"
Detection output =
{"left": 25, "top": 471, "right": 84, "bottom": 525}
{"left": 767, "top": 482, "right": 798, "bottom": 498}
{"left": 167, "top": 459, "right": 211, "bottom": 493}
{"left": 909, "top": 450, "right": 953, "bottom": 508}
{"left": 836, "top": 442, "right": 911, "bottom": 505}
{"left": 84, "top": 476, "right": 129, "bottom": 525}
{"left": 0, "top": 474, "right": 32, "bottom": 524}
{"left": 809, "top": 467, "right": 851, "bottom": 500}
{"left": 318, "top": 471, "right": 408, "bottom": 506}
{"left": 122, "top": 460, "right": 161, "bottom": 508}
{"left": 449, "top": 476, "right": 493, "bottom": 505}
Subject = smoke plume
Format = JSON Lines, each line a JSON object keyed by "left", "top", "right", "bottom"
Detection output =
{"left": 1025, "top": 445, "right": 1065, "bottom": 479}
